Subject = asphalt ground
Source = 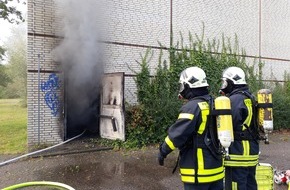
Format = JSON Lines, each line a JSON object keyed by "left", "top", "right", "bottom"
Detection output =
{"left": 0, "top": 131, "right": 290, "bottom": 190}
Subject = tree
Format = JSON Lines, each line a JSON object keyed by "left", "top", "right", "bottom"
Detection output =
{"left": 0, "top": 63, "right": 10, "bottom": 87}
{"left": 0, "top": 0, "right": 26, "bottom": 64}
{"left": 0, "top": 46, "right": 5, "bottom": 60}
{"left": 0, "top": 0, "right": 26, "bottom": 61}
{"left": 0, "top": 0, "right": 25, "bottom": 24}
{"left": 3, "top": 24, "right": 27, "bottom": 102}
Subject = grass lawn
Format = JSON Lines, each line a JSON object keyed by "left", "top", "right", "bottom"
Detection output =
{"left": 0, "top": 99, "right": 27, "bottom": 154}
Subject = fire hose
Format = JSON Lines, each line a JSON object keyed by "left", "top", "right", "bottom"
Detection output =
{"left": 0, "top": 130, "right": 86, "bottom": 167}
{"left": 2, "top": 181, "right": 75, "bottom": 190}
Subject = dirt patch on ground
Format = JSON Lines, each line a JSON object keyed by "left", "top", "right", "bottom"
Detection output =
{"left": 0, "top": 132, "right": 290, "bottom": 190}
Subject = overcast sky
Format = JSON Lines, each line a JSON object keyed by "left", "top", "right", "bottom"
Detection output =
{"left": 0, "top": 1, "right": 27, "bottom": 46}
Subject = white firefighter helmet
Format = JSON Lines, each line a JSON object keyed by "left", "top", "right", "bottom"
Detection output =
{"left": 179, "top": 67, "right": 209, "bottom": 93}
{"left": 222, "top": 66, "right": 247, "bottom": 85}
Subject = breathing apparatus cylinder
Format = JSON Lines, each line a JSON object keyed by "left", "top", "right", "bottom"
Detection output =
{"left": 257, "top": 89, "right": 273, "bottom": 144}
{"left": 214, "top": 96, "right": 234, "bottom": 159}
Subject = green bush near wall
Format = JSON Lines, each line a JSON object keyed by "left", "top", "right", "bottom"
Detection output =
{"left": 270, "top": 75, "right": 290, "bottom": 130}
{"left": 124, "top": 34, "right": 263, "bottom": 148}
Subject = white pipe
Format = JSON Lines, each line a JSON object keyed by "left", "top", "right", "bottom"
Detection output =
{"left": 37, "top": 53, "right": 40, "bottom": 145}
{"left": 0, "top": 130, "right": 86, "bottom": 167}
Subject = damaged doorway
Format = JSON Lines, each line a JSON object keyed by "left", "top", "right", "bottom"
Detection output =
{"left": 63, "top": 67, "right": 100, "bottom": 139}
{"left": 100, "top": 73, "right": 125, "bottom": 141}
{"left": 63, "top": 72, "right": 125, "bottom": 141}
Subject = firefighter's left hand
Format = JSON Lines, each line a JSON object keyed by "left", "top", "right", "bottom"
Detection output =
{"left": 158, "top": 143, "right": 167, "bottom": 166}
{"left": 158, "top": 152, "right": 165, "bottom": 166}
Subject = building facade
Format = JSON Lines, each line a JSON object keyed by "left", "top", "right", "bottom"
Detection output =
{"left": 27, "top": 0, "right": 290, "bottom": 146}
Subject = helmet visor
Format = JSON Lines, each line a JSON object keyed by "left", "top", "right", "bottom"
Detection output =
{"left": 220, "top": 78, "right": 228, "bottom": 90}
{"left": 179, "top": 82, "right": 185, "bottom": 93}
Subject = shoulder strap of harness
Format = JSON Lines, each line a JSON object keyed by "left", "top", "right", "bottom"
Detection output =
{"left": 180, "top": 96, "right": 222, "bottom": 153}
{"left": 195, "top": 95, "right": 222, "bottom": 159}
{"left": 232, "top": 91, "right": 263, "bottom": 142}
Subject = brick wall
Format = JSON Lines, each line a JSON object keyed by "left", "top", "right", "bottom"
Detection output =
{"left": 27, "top": 0, "right": 63, "bottom": 146}
{"left": 27, "top": 72, "right": 63, "bottom": 145}
{"left": 28, "top": 0, "right": 290, "bottom": 146}
{"left": 172, "top": 0, "right": 290, "bottom": 81}
{"left": 27, "top": 0, "right": 170, "bottom": 146}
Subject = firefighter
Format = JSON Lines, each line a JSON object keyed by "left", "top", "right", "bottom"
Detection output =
{"left": 158, "top": 66, "right": 224, "bottom": 190}
{"left": 220, "top": 66, "right": 259, "bottom": 190}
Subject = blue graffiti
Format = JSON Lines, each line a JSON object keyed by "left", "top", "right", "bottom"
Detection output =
{"left": 41, "top": 73, "right": 60, "bottom": 116}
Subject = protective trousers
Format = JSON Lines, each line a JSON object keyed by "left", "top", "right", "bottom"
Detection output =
{"left": 225, "top": 166, "right": 257, "bottom": 190}
{"left": 183, "top": 179, "right": 223, "bottom": 190}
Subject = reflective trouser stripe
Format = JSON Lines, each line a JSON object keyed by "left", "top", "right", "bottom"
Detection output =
{"left": 178, "top": 113, "right": 194, "bottom": 120}
{"left": 229, "top": 154, "right": 259, "bottom": 161}
{"left": 232, "top": 182, "right": 238, "bottom": 190}
{"left": 224, "top": 160, "right": 258, "bottom": 167}
{"left": 181, "top": 171, "right": 224, "bottom": 183}
{"left": 165, "top": 136, "right": 176, "bottom": 150}
{"left": 224, "top": 153, "right": 259, "bottom": 166}
{"left": 180, "top": 167, "right": 224, "bottom": 176}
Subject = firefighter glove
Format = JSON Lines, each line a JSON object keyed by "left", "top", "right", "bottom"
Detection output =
{"left": 158, "top": 143, "right": 167, "bottom": 166}
{"left": 158, "top": 152, "right": 165, "bottom": 166}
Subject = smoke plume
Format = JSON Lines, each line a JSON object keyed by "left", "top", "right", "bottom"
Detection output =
{"left": 53, "top": 0, "right": 106, "bottom": 138}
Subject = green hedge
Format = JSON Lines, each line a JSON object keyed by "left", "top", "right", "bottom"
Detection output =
{"left": 271, "top": 75, "right": 290, "bottom": 130}
{"left": 125, "top": 34, "right": 262, "bottom": 147}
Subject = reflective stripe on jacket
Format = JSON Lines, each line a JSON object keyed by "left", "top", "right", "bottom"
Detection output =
{"left": 224, "top": 87, "right": 259, "bottom": 167}
{"left": 161, "top": 95, "right": 224, "bottom": 184}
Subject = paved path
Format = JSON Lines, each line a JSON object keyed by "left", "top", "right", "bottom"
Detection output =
{"left": 0, "top": 131, "right": 290, "bottom": 190}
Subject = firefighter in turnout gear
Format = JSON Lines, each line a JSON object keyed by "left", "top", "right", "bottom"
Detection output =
{"left": 220, "top": 66, "right": 259, "bottom": 190}
{"left": 158, "top": 67, "right": 224, "bottom": 190}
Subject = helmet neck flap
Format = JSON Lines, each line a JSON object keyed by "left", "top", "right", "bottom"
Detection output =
{"left": 179, "top": 83, "right": 209, "bottom": 100}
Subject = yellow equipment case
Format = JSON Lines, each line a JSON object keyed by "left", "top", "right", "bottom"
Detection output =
{"left": 256, "top": 163, "right": 274, "bottom": 190}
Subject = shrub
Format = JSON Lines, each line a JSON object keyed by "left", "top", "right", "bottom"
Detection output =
{"left": 124, "top": 33, "right": 261, "bottom": 147}
{"left": 271, "top": 75, "right": 290, "bottom": 130}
